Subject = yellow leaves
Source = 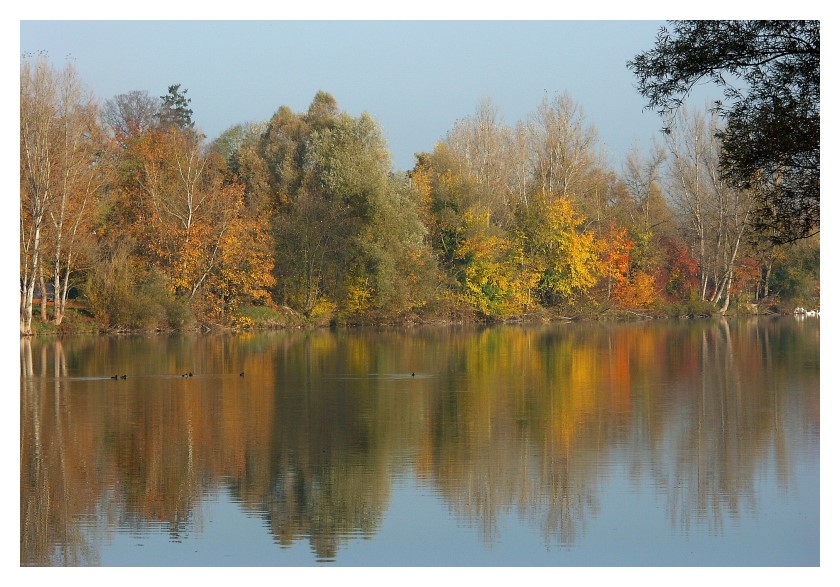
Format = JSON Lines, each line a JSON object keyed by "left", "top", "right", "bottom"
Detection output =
{"left": 174, "top": 222, "right": 214, "bottom": 292}
{"left": 119, "top": 125, "right": 281, "bottom": 323}
{"left": 204, "top": 213, "right": 276, "bottom": 318}
{"left": 545, "top": 196, "right": 583, "bottom": 231}
{"left": 310, "top": 297, "right": 337, "bottom": 324}
{"left": 456, "top": 229, "right": 506, "bottom": 264}
{"left": 536, "top": 197, "right": 604, "bottom": 302}
{"left": 345, "top": 275, "right": 374, "bottom": 315}
{"left": 455, "top": 228, "right": 540, "bottom": 319}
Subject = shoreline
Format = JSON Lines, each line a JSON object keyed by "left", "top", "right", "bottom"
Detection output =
{"left": 20, "top": 305, "right": 793, "bottom": 338}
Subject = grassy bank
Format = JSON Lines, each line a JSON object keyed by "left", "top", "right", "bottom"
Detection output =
{"left": 23, "top": 295, "right": 795, "bottom": 336}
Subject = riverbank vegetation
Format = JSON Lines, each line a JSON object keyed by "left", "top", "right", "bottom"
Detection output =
{"left": 20, "top": 47, "right": 819, "bottom": 335}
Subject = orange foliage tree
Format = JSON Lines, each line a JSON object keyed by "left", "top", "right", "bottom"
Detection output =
{"left": 116, "top": 127, "right": 274, "bottom": 323}
{"left": 662, "top": 237, "right": 700, "bottom": 300}
{"left": 600, "top": 222, "right": 634, "bottom": 302}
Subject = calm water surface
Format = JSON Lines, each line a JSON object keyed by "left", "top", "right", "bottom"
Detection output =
{"left": 20, "top": 317, "right": 819, "bottom": 566}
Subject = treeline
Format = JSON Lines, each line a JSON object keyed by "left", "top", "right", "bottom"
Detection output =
{"left": 20, "top": 55, "right": 820, "bottom": 334}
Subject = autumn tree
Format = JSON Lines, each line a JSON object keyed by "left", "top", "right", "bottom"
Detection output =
{"left": 454, "top": 214, "right": 540, "bottom": 319}
{"left": 94, "top": 91, "right": 275, "bottom": 327}
{"left": 600, "top": 222, "right": 633, "bottom": 303}
{"left": 20, "top": 55, "right": 55, "bottom": 334}
{"left": 417, "top": 95, "right": 612, "bottom": 318}
{"left": 416, "top": 134, "right": 526, "bottom": 318}
{"left": 44, "top": 72, "right": 103, "bottom": 326}
{"left": 133, "top": 131, "right": 250, "bottom": 299}
{"left": 20, "top": 55, "right": 103, "bottom": 333}
{"left": 527, "top": 196, "right": 603, "bottom": 308}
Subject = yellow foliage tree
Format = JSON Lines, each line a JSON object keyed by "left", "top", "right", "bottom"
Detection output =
{"left": 455, "top": 212, "right": 540, "bottom": 319}
{"left": 532, "top": 197, "right": 604, "bottom": 306}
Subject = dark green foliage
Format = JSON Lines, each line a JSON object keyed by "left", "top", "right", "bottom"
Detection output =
{"left": 768, "top": 238, "right": 820, "bottom": 307}
{"left": 629, "top": 20, "right": 819, "bottom": 244}
{"left": 158, "top": 83, "right": 194, "bottom": 130}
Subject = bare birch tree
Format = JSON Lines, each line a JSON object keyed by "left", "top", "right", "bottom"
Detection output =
{"left": 526, "top": 92, "right": 598, "bottom": 202}
{"left": 46, "top": 64, "right": 102, "bottom": 325}
{"left": 665, "top": 108, "right": 753, "bottom": 310}
{"left": 444, "top": 98, "right": 516, "bottom": 228}
{"left": 20, "top": 56, "right": 57, "bottom": 334}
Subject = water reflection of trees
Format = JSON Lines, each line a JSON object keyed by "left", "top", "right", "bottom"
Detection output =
{"left": 632, "top": 318, "right": 820, "bottom": 534}
{"left": 20, "top": 319, "right": 819, "bottom": 564}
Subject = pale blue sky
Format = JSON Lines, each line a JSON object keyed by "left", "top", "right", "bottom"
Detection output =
{"left": 19, "top": 19, "right": 693, "bottom": 171}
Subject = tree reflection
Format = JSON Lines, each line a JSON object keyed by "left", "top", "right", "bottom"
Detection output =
{"left": 21, "top": 337, "right": 103, "bottom": 565}
{"left": 632, "top": 318, "right": 820, "bottom": 534}
{"left": 20, "top": 319, "right": 819, "bottom": 565}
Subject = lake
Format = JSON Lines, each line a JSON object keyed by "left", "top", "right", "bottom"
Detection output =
{"left": 20, "top": 317, "right": 820, "bottom": 566}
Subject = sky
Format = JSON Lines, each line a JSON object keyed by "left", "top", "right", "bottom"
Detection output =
{"left": 17, "top": 18, "right": 700, "bottom": 172}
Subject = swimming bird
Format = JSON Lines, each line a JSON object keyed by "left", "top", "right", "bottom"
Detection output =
{"left": 239, "top": 371, "right": 245, "bottom": 377}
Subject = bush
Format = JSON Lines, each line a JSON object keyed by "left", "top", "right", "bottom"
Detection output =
{"left": 58, "top": 308, "right": 102, "bottom": 334}
{"left": 236, "top": 305, "right": 303, "bottom": 329}
{"left": 83, "top": 244, "right": 194, "bottom": 330}
{"left": 665, "top": 298, "right": 719, "bottom": 318}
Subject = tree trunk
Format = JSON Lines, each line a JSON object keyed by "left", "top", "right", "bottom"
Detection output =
{"left": 38, "top": 263, "right": 49, "bottom": 322}
{"left": 53, "top": 256, "right": 73, "bottom": 326}
{"left": 52, "top": 255, "right": 64, "bottom": 325}
{"left": 20, "top": 232, "right": 41, "bottom": 336}
{"left": 720, "top": 274, "right": 732, "bottom": 314}
{"left": 763, "top": 259, "right": 773, "bottom": 299}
